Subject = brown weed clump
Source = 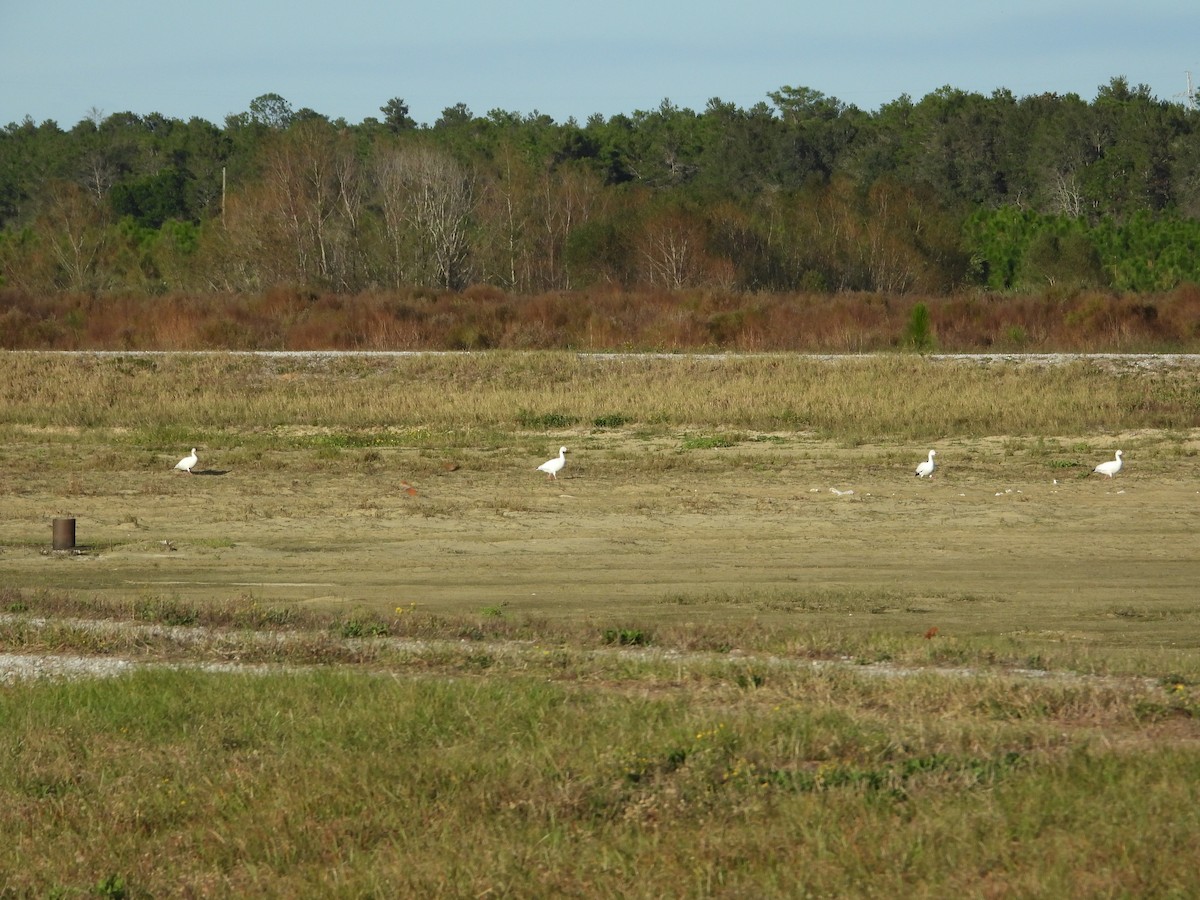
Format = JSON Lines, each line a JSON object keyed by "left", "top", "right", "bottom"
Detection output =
{"left": 3, "top": 287, "right": 1200, "bottom": 351}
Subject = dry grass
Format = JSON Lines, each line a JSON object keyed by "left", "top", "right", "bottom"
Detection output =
{"left": 1, "top": 350, "right": 1199, "bottom": 896}
{"left": 1, "top": 350, "right": 1198, "bottom": 442}
{"left": 4, "top": 286, "right": 1200, "bottom": 352}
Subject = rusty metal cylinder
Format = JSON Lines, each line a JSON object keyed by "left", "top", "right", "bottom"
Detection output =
{"left": 53, "top": 517, "right": 76, "bottom": 551}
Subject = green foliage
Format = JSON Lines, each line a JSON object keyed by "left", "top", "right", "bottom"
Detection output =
{"left": 903, "top": 302, "right": 935, "bottom": 352}
{"left": 110, "top": 167, "right": 193, "bottom": 229}
{"left": 517, "top": 410, "right": 579, "bottom": 429}
{"left": 966, "top": 208, "right": 1200, "bottom": 293}
{"left": 602, "top": 627, "right": 650, "bottom": 646}
{"left": 564, "top": 217, "right": 635, "bottom": 287}
{"left": 336, "top": 616, "right": 391, "bottom": 638}
{"left": 133, "top": 597, "right": 199, "bottom": 627}
{"left": 963, "top": 205, "right": 1033, "bottom": 290}
{"left": 3, "top": 79, "right": 1199, "bottom": 297}
{"left": 1019, "top": 225, "right": 1106, "bottom": 290}
{"left": 680, "top": 434, "right": 738, "bottom": 450}
{"left": 1047, "top": 459, "right": 1083, "bottom": 469}
{"left": 303, "top": 432, "right": 409, "bottom": 450}
{"left": 1004, "top": 324, "right": 1028, "bottom": 347}
{"left": 379, "top": 97, "right": 417, "bottom": 133}
{"left": 159, "top": 220, "right": 200, "bottom": 255}
{"left": 592, "top": 413, "right": 629, "bottom": 428}
{"left": 95, "top": 874, "right": 130, "bottom": 899}
{"left": 248, "top": 93, "right": 295, "bottom": 130}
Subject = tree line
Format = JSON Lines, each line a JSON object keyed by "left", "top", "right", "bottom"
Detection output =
{"left": 2, "top": 77, "right": 1199, "bottom": 298}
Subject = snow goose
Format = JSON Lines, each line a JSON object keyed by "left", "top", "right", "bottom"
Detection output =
{"left": 537, "top": 446, "right": 567, "bottom": 480}
{"left": 1093, "top": 449, "right": 1123, "bottom": 478}
{"left": 174, "top": 448, "right": 198, "bottom": 475}
{"left": 915, "top": 450, "right": 937, "bottom": 478}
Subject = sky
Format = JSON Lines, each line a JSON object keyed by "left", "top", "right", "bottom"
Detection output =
{"left": 2, "top": 1, "right": 1196, "bottom": 129}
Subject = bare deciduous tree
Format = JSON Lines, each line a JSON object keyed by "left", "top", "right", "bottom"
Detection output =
{"left": 39, "top": 181, "right": 110, "bottom": 290}
{"left": 638, "top": 208, "right": 705, "bottom": 288}
{"left": 258, "top": 122, "right": 364, "bottom": 289}
{"left": 1049, "top": 170, "right": 1084, "bottom": 218}
{"left": 372, "top": 144, "right": 475, "bottom": 290}
{"left": 534, "top": 164, "right": 602, "bottom": 290}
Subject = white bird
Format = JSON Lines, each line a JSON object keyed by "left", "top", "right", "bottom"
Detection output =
{"left": 537, "top": 446, "right": 567, "bottom": 480}
{"left": 915, "top": 450, "right": 937, "bottom": 478}
{"left": 1093, "top": 449, "right": 1123, "bottom": 478}
{"left": 174, "top": 448, "right": 198, "bottom": 475}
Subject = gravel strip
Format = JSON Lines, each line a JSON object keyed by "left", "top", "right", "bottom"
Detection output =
{"left": 17, "top": 350, "right": 1200, "bottom": 369}
{"left": 0, "top": 652, "right": 139, "bottom": 684}
{"left": 0, "top": 614, "right": 1164, "bottom": 694}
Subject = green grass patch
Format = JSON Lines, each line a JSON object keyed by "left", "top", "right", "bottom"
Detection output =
{"left": 517, "top": 409, "right": 579, "bottom": 429}
{"left": 681, "top": 434, "right": 739, "bottom": 450}
{"left": 592, "top": 412, "right": 630, "bottom": 428}
{"left": 602, "top": 627, "right": 651, "bottom": 646}
{"left": 0, "top": 665, "right": 1197, "bottom": 896}
{"left": 298, "top": 431, "right": 413, "bottom": 450}
{"left": 132, "top": 596, "right": 200, "bottom": 627}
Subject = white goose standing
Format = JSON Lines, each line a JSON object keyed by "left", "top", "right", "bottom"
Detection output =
{"left": 537, "top": 446, "right": 567, "bottom": 481}
{"left": 915, "top": 450, "right": 937, "bottom": 478}
{"left": 174, "top": 448, "right": 198, "bottom": 475}
{"left": 1093, "top": 449, "right": 1123, "bottom": 478}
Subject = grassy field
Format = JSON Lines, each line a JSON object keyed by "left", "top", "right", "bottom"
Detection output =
{"left": 1, "top": 351, "right": 1199, "bottom": 896}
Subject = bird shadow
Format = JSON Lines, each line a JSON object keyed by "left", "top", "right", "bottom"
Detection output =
{"left": 192, "top": 469, "right": 232, "bottom": 476}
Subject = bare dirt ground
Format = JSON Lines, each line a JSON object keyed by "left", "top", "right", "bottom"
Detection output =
{"left": 3, "top": 428, "right": 1198, "bottom": 654}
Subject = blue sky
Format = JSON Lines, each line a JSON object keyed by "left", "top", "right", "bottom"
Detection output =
{"left": 2, "top": 1, "right": 1196, "bottom": 128}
